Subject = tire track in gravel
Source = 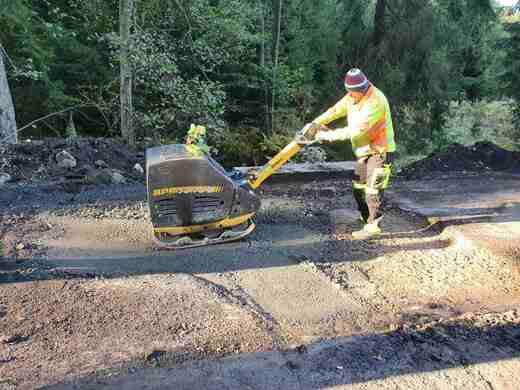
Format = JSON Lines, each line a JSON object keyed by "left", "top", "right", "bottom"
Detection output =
{"left": 313, "top": 261, "right": 397, "bottom": 313}
{"left": 215, "top": 258, "right": 367, "bottom": 346}
{"left": 188, "top": 271, "right": 287, "bottom": 349}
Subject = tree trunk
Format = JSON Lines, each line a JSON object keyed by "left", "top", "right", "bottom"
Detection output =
{"left": 373, "top": 0, "right": 386, "bottom": 47}
{"left": 0, "top": 46, "right": 17, "bottom": 144}
{"left": 257, "top": 0, "right": 270, "bottom": 131}
{"left": 271, "top": 0, "right": 282, "bottom": 134}
{"left": 66, "top": 111, "right": 77, "bottom": 138}
{"left": 258, "top": 1, "right": 266, "bottom": 69}
{"left": 120, "top": 0, "right": 134, "bottom": 146}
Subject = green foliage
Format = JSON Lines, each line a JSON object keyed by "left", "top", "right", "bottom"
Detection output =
{"left": 2, "top": 0, "right": 515, "bottom": 165}
{"left": 501, "top": 21, "right": 520, "bottom": 133}
{"left": 1, "top": 0, "right": 117, "bottom": 135}
{"left": 442, "top": 99, "right": 518, "bottom": 146}
{"left": 116, "top": 0, "right": 262, "bottom": 141}
{"left": 125, "top": 29, "right": 227, "bottom": 135}
{"left": 397, "top": 98, "right": 519, "bottom": 154}
{"left": 284, "top": 0, "right": 340, "bottom": 116}
{"left": 259, "top": 129, "right": 293, "bottom": 159}
{"left": 216, "top": 127, "right": 265, "bottom": 167}
{"left": 513, "top": 103, "right": 520, "bottom": 137}
{"left": 397, "top": 103, "right": 437, "bottom": 152}
{"left": 0, "top": 0, "right": 51, "bottom": 81}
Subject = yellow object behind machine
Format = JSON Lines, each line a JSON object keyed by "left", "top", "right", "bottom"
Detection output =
{"left": 247, "top": 122, "right": 325, "bottom": 189}
{"left": 248, "top": 141, "right": 302, "bottom": 189}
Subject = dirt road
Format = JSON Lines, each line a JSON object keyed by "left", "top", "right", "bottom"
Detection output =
{"left": 1, "top": 173, "right": 519, "bottom": 389}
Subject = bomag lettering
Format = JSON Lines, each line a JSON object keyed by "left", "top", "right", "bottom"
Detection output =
{"left": 152, "top": 186, "right": 224, "bottom": 197}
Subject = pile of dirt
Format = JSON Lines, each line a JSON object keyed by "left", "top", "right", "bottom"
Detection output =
{"left": 2, "top": 138, "right": 519, "bottom": 187}
{"left": 401, "top": 141, "right": 520, "bottom": 179}
{"left": 0, "top": 137, "right": 148, "bottom": 186}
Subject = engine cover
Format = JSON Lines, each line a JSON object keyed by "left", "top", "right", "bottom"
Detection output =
{"left": 146, "top": 144, "right": 260, "bottom": 232}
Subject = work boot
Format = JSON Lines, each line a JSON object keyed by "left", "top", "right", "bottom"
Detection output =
{"left": 351, "top": 222, "right": 382, "bottom": 240}
{"left": 353, "top": 188, "right": 370, "bottom": 223}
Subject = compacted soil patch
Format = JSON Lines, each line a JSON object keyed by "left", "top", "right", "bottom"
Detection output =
{"left": 0, "top": 274, "right": 275, "bottom": 389}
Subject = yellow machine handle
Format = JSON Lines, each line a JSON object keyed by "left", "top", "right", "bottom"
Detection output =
{"left": 246, "top": 123, "right": 328, "bottom": 190}
{"left": 246, "top": 123, "right": 329, "bottom": 189}
{"left": 248, "top": 140, "right": 302, "bottom": 189}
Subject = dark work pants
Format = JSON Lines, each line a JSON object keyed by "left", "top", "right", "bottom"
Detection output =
{"left": 353, "top": 153, "right": 387, "bottom": 224}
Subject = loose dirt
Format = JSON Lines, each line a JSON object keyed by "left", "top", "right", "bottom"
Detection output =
{"left": 0, "top": 274, "right": 275, "bottom": 388}
{"left": 1, "top": 139, "right": 520, "bottom": 389}
{"left": 400, "top": 141, "right": 520, "bottom": 179}
{"left": 0, "top": 137, "right": 145, "bottom": 184}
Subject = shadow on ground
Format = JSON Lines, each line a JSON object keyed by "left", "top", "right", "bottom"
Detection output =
{"left": 0, "top": 233, "right": 452, "bottom": 284}
{"left": 2, "top": 199, "right": 519, "bottom": 284}
{"left": 43, "top": 317, "right": 520, "bottom": 389}
{"left": 373, "top": 203, "right": 520, "bottom": 241}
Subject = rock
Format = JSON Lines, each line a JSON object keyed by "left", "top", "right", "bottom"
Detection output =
{"left": 299, "top": 146, "right": 327, "bottom": 163}
{"left": 134, "top": 163, "right": 144, "bottom": 174}
{"left": 94, "top": 169, "right": 127, "bottom": 185}
{"left": 95, "top": 160, "right": 108, "bottom": 168}
{"left": 146, "top": 350, "right": 167, "bottom": 365}
{"left": 0, "top": 172, "right": 11, "bottom": 185}
{"left": 0, "top": 334, "right": 28, "bottom": 344}
{"left": 23, "top": 139, "right": 44, "bottom": 146}
{"left": 59, "top": 159, "right": 77, "bottom": 169}
{"left": 77, "top": 164, "right": 96, "bottom": 177}
{"left": 295, "top": 344, "right": 308, "bottom": 354}
{"left": 55, "top": 150, "right": 77, "bottom": 169}
{"left": 111, "top": 171, "right": 126, "bottom": 184}
{"left": 93, "top": 169, "right": 112, "bottom": 185}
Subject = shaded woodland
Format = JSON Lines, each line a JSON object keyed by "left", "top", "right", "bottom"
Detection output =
{"left": 1, "top": 0, "right": 519, "bottom": 165}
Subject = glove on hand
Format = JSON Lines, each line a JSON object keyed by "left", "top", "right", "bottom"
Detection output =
{"left": 315, "top": 130, "right": 334, "bottom": 143}
{"left": 295, "top": 122, "right": 321, "bottom": 144}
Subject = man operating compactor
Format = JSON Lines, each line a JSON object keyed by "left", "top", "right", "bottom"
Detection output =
{"left": 306, "top": 68, "right": 396, "bottom": 239}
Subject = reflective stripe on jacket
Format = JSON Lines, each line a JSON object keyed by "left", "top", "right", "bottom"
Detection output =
{"left": 313, "top": 85, "right": 396, "bottom": 158}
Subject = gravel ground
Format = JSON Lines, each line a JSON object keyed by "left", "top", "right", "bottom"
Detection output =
{"left": 45, "top": 309, "right": 520, "bottom": 390}
{"left": 1, "top": 176, "right": 520, "bottom": 389}
{"left": 0, "top": 274, "right": 275, "bottom": 389}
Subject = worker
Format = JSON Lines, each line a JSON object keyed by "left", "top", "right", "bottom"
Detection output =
{"left": 307, "top": 68, "right": 396, "bottom": 239}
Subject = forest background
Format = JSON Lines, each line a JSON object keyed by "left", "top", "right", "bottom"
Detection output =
{"left": 1, "top": 0, "right": 519, "bottom": 167}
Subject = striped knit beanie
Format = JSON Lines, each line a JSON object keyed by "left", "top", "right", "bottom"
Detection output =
{"left": 344, "top": 68, "right": 370, "bottom": 93}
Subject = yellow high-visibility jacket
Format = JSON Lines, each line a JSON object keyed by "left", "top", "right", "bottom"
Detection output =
{"left": 313, "top": 85, "right": 396, "bottom": 158}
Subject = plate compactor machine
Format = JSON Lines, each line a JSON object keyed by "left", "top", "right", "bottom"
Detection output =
{"left": 146, "top": 124, "right": 322, "bottom": 249}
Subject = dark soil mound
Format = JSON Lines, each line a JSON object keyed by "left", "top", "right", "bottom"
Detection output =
{"left": 401, "top": 142, "right": 520, "bottom": 179}
{"left": 0, "top": 137, "right": 146, "bottom": 185}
